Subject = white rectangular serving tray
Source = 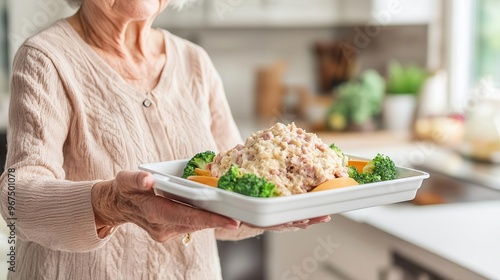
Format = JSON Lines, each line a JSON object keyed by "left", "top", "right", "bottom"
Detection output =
{"left": 139, "top": 157, "right": 429, "bottom": 227}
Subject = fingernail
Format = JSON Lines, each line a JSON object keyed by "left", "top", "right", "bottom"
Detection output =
{"left": 142, "top": 176, "right": 149, "bottom": 188}
{"left": 223, "top": 220, "right": 240, "bottom": 230}
{"left": 322, "top": 216, "right": 331, "bottom": 222}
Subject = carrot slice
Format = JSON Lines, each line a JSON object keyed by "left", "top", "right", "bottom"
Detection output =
{"left": 187, "top": 176, "right": 219, "bottom": 187}
{"left": 194, "top": 168, "right": 211, "bottom": 176}
{"left": 310, "top": 178, "right": 359, "bottom": 192}
{"left": 348, "top": 160, "right": 369, "bottom": 173}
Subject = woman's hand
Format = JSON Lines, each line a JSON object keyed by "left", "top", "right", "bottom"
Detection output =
{"left": 91, "top": 171, "right": 240, "bottom": 241}
{"left": 245, "top": 216, "right": 331, "bottom": 232}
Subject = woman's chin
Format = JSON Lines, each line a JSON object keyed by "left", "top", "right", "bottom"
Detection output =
{"left": 116, "top": 0, "right": 166, "bottom": 20}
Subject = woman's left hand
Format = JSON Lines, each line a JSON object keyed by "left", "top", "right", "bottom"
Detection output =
{"left": 245, "top": 215, "right": 331, "bottom": 232}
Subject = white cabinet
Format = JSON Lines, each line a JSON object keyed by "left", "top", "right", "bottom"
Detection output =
{"left": 206, "top": 0, "right": 341, "bottom": 28}
{"left": 154, "top": 0, "right": 440, "bottom": 29}
{"left": 372, "top": 0, "right": 438, "bottom": 25}
{"left": 266, "top": 214, "right": 489, "bottom": 280}
{"left": 155, "top": 0, "right": 341, "bottom": 28}
{"left": 266, "top": 215, "right": 392, "bottom": 280}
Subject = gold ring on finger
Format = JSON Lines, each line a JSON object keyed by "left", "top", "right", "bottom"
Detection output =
{"left": 182, "top": 233, "right": 192, "bottom": 246}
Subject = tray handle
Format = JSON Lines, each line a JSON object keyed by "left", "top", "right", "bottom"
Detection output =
{"left": 152, "top": 174, "right": 219, "bottom": 201}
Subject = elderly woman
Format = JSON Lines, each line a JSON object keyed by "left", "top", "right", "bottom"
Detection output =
{"left": 0, "top": 0, "right": 330, "bottom": 278}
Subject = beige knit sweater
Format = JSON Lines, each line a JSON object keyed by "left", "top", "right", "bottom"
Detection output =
{"left": 0, "top": 20, "right": 261, "bottom": 279}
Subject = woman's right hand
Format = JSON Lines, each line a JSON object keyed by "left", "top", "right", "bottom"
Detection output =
{"left": 91, "top": 171, "right": 240, "bottom": 241}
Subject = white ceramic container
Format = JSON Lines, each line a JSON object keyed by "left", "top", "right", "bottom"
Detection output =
{"left": 139, "top": 157, "right": 429, "bottom": 227}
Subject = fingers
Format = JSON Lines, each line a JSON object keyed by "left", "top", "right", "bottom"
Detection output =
{"left": 178, "top": 207, "right": 240, "bottom": 231}
{"left": 287, "top": 215, "right": 331, "bottom": 229}
{"left": 244, "top": 215, "right": 332, "bottom": 232}
{"left": 138, "top": 201, "right": 241, "bottom": 242}
{"left": 149, "top": 197, "right": 240, "bottom": 230}
{"left": 112, "top": 170, "right": 241, "bottom": 243}
{"left": 308, "top": 215, "right": 331, "bottom": 224}
{"left": 115, "top": 170, "right": 154, "bottom": 192}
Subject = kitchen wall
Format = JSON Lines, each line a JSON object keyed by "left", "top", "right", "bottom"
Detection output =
{"left": 181, "top": 25, "right": 429, "bottom": 122}
{"left": 0, "top": 1, "right": 443, "bottom": 279}
{"left": 5, "top": 0, "right": 75, "bottom": 64}
{"left": 0, "top": 0, "right": 441, "bottom": 128}
{"left": 156, "top": 0, "right": 441, "bottom": 125}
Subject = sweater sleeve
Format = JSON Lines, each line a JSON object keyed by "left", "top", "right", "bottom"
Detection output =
{"left": 0, "top": 46, "right": 113, "bottom": 252}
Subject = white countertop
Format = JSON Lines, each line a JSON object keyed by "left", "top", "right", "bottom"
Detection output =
{"left": 343, "top": 201, "right": 500, "bottom": 280}
{"left": 250, "top": 128, "right": 500, "bottom": 278}
{"left": 319, "top": 137, "right": 500, "bottom": 278}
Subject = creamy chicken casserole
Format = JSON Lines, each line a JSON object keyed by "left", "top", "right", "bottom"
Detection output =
{"left": 207, "top": 123, "right": 348, "bottom": 196}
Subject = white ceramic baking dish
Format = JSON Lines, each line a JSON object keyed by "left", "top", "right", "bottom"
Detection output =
{"left": 139, "top": 158, "right": 429, "bottom": 227}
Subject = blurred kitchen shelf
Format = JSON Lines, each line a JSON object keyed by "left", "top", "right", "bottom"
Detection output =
{"left": 157, "top": 22, "right": 436, "bottom": 31}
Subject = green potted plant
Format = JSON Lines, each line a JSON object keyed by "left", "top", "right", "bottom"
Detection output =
{"left": 383, "top": 61, "right": 427, "bottom": 131}
{"left": 326, "top": 70, "right": 385, "bottom": 131}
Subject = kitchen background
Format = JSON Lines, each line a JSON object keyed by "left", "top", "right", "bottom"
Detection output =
{"left": 0, "top": 0, "right": 499, "bottom": 279}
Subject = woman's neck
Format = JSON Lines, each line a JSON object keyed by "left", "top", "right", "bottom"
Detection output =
{"left": 66, "top": 3, "right": 167, "bottom": 93}
{"left": 71, "top": 3, "right": 156, "bottom": 58}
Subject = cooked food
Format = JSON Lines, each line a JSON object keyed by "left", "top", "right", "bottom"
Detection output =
{"left": 329, "top": 143, "right": 348, "bottom": 166}
{"left": 182, "top": 123, "right": 398, "bottom": 197}
{"left": 347, "top": 154, "right": 396, "bottom": 184}
{"left": 347, "top": 159, "right": 369, "bottom": 173}
{"left": 217, "top": 165, "right": 276, "bottom": 198}
{"left": 207, "top": 123, "right": 348, "bottom": 196}
{"left": 194, "top": 168, "right": 211, "bottom": 176}
{"left": 181, "top": 151, "right": 216, "bottom": 178}
{"left": 186, "top": 176, "right": 219, "bottom": 187}
{"left": 310, "top": 178, "right": 359, "bottom": 192}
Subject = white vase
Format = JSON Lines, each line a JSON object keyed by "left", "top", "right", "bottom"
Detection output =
{"left": 383, "top": 94, "right": 417, "bottom": 131}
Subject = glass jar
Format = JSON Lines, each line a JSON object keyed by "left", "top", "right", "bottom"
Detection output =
{"left": 462, "top": 78, "right": 500, "bottom": 163}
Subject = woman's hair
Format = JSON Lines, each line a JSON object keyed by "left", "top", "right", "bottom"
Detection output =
{"left": 169, "top": 0, "right": 198, "bottom": 10}
{"left": 65, "top": 0, "right": 197, "bottom": 10}
{"left": 66, "top": 0, "right": 82, "bottom": 8}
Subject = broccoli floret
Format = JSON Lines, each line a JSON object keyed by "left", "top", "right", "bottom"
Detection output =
{"left": 362, "top": 153, "right": 396, "bottom": 181}
{"left": 347, "top": 166, "right": 359, "bottom": 178}
{"left": 356, "top": 173, "right": 382, "bottom": 184}
{"left": 234, "top": 173, "right": 276, "bottom": 198}
{"left": 330, "top": 143, "right": 348, "bottom": 166}
{"left": 217, "top": 165, "right": 241, "bottom": 192}
{"left": 218, "top": 165, "right": 276, "bottom": 198}
{"left": 348, "top": 154, "right": 396, "bottom": 184}
{"left": 329, "top": 143, "right": 343, "bottom": 157}
{"left": 181, "top": 151, "right": 216, "bottom": 178}
{"left": 348, "top": 167, "right": 382, "bottom": 184}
